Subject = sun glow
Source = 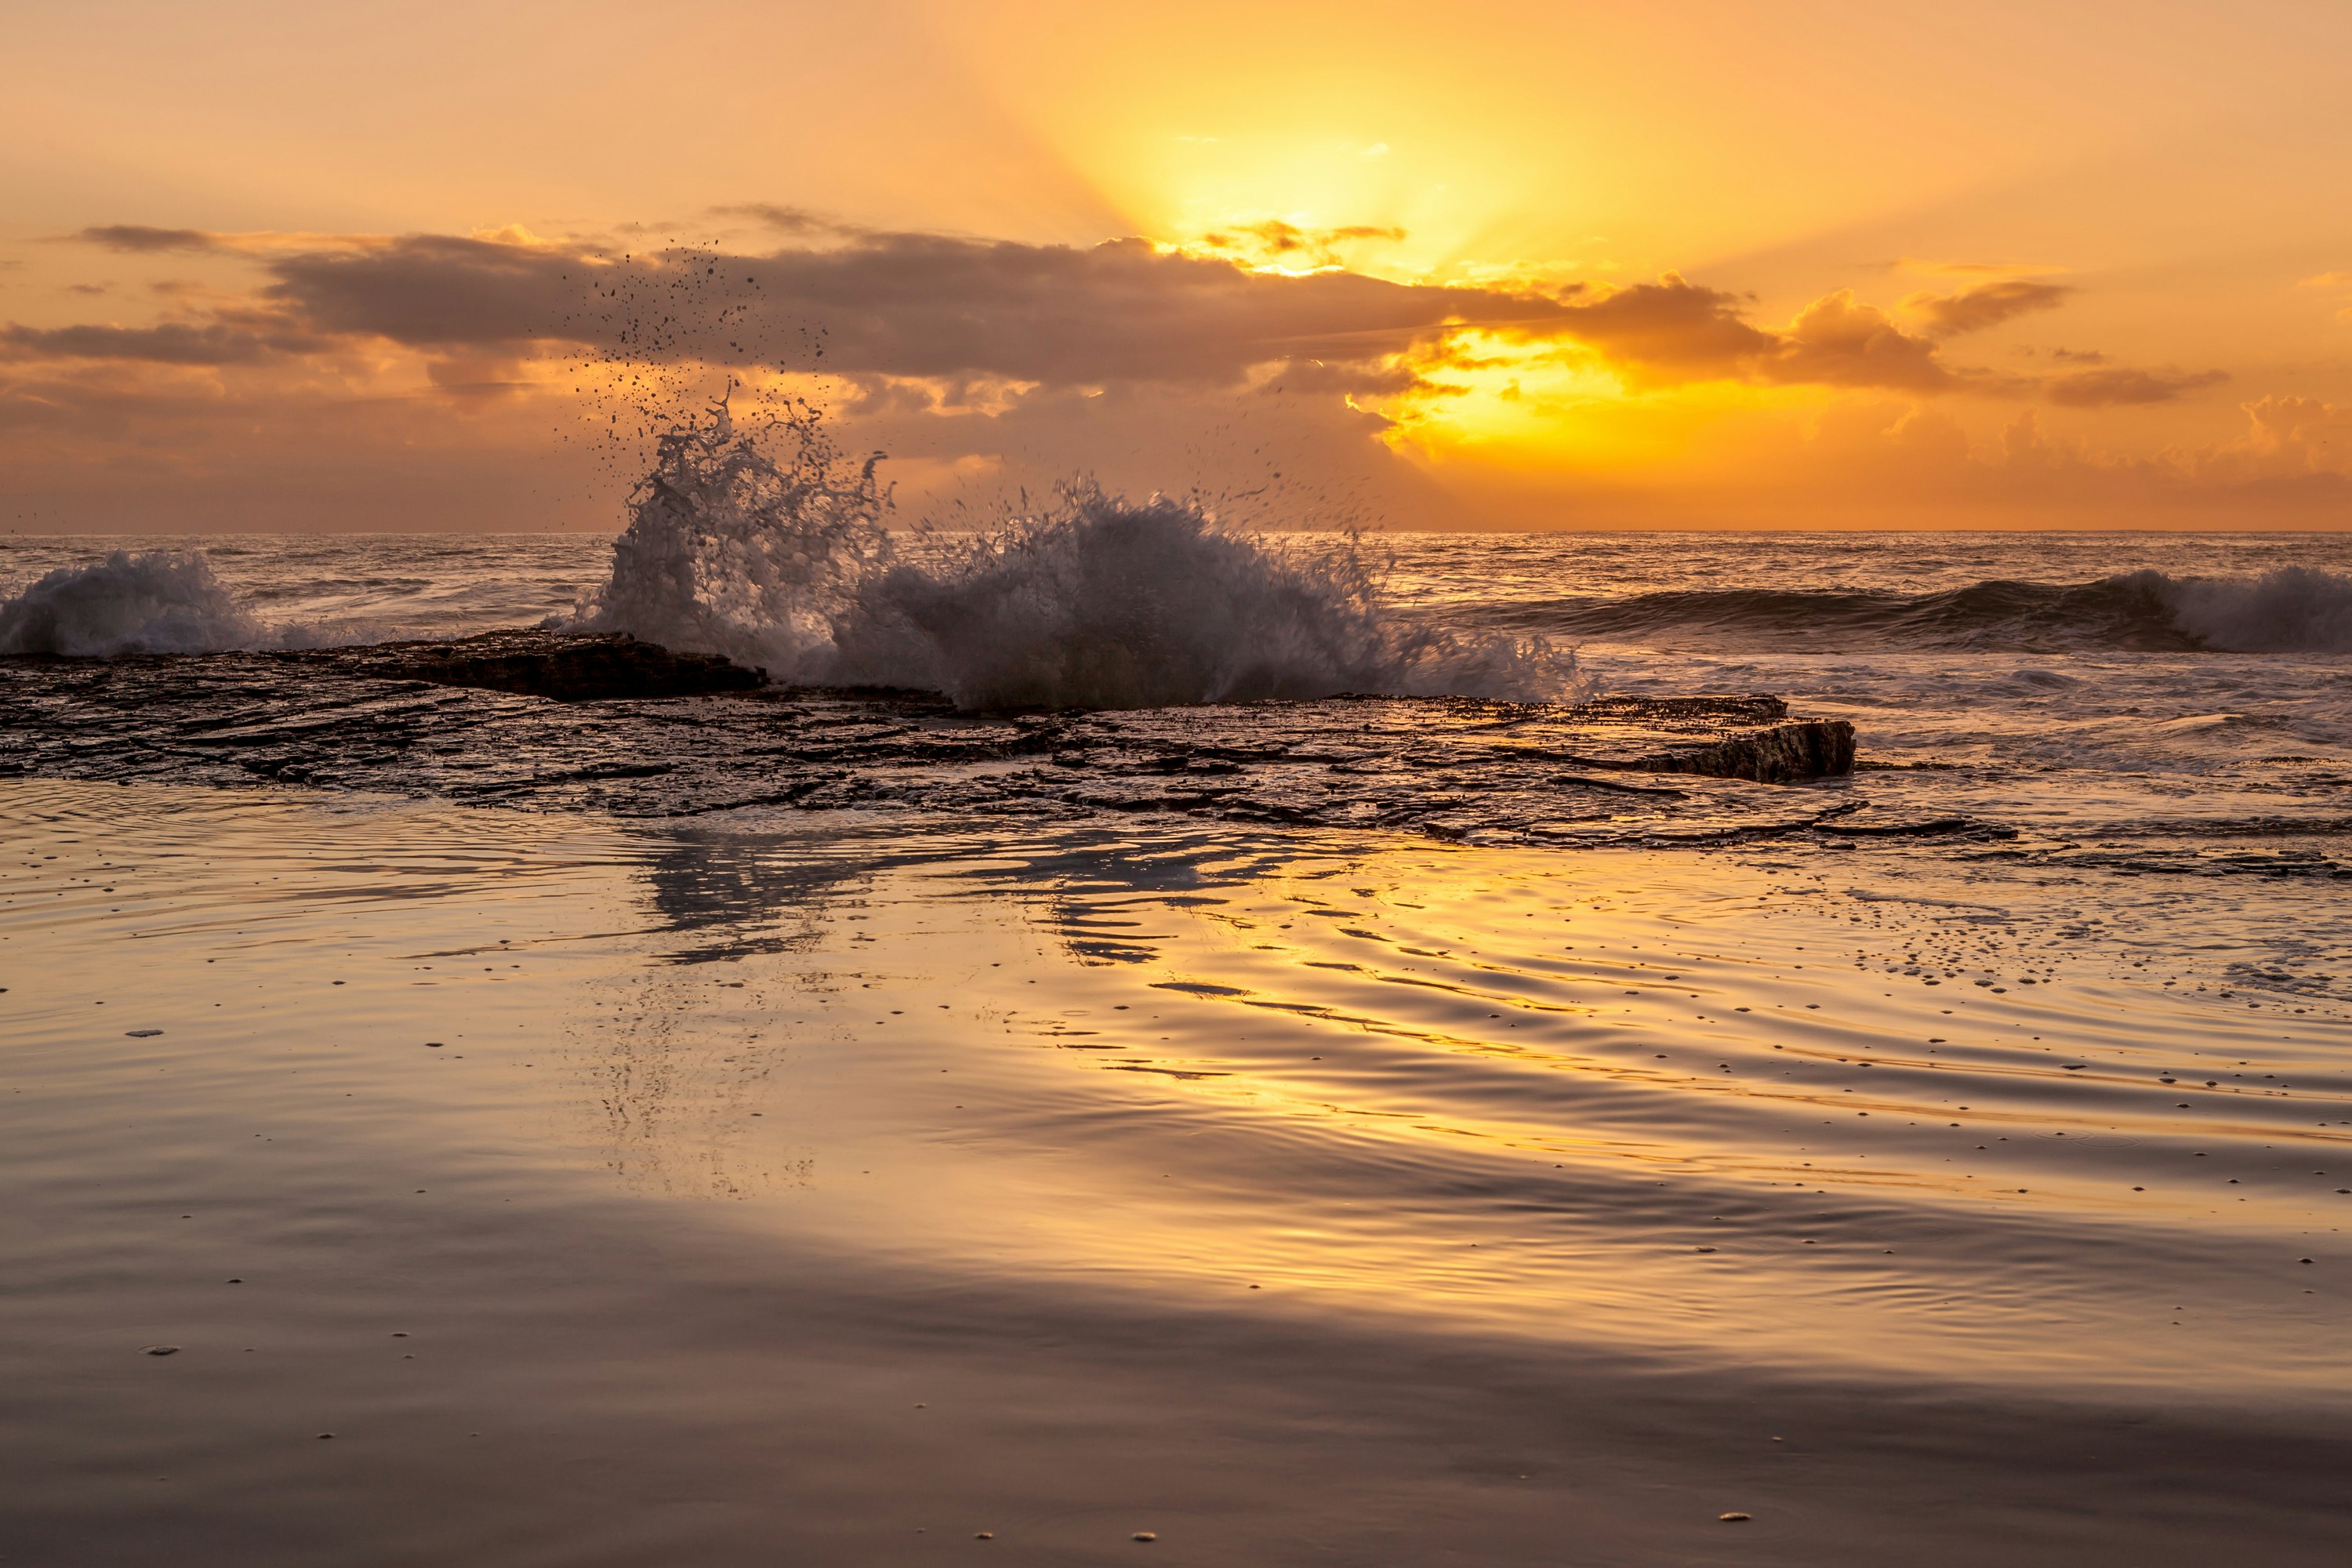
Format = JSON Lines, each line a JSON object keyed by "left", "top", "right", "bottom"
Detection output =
{"left": 1372, "top": 327, "right": 1842, "bottom": 479}
{"left": 1094, "top": 107, "right": 1558, "bottom": 286}
{"left": 1377, "top": 329, "right": 1625, "bottom": 452}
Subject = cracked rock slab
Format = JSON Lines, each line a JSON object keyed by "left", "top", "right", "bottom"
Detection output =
{"left": 2, "top": 631, "right": 1857, "bottom": 845}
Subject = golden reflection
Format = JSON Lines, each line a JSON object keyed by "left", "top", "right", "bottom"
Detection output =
{"left": 12, "top": 781, "right": 2342, "bottom": 1396}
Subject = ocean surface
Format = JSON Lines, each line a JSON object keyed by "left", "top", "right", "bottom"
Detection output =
{"left": 5, "top": 523, "right": 2350, "bottom": 853}
{"left": 3, "top": 515, "right": 2350, "bottom": 1562}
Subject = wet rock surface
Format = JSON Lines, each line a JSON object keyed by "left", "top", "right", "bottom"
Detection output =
{"left": 315, "top": 630, "right": 765, "bottom": 701}
{"left": 2, "top": 631, "right": 1864, "bottom": 844}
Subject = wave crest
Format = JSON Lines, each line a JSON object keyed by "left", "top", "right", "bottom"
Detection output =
{"left": 1493, "top": 568, "right": 2352, "bottom": 655}
{"left": 2147, "top": 566, "right": 2352, "bottom": 654}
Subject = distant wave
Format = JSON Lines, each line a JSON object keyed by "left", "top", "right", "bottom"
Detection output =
{"left": 572, "top": 397, "right": 1577, "bottom": 709}
{"left": 1483, "top": 568, "right": 2352, "bottom": 655}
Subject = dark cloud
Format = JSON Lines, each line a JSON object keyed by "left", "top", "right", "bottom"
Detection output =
{"left": 706, "top": 234, "right": 1564, "bottom": 384}
{"left": 1258, "top": 358, "right": 1425, "bottom": 398}
{"left": 1552, "top": 278, "right": 1958, "bottom": 390}
{"left": 262, "top": 234, "right": 580, "bottom": 346}
{"left": 2047, "top": 365, "right": 2229, "bottom": 407}
{"left": 0, "top": 317, "right": 321, "bottom": 365}
{"left": 1905, "top": 278, "right": 2074, "bottom": 336}
{"left": 1548, "top": 274, "right": 1779, "bottom": 378}
{"left": 70, "top": 225, "right": 227, "bottom": 254}
{"left": 2049, "top": 347, "right": 2110, "bottom": 365}
{"left": 5, "top": 223, "right": 2095, "bottom": 403}
{"left": 245, "top": 230, "right": 1577, "bottom": 383}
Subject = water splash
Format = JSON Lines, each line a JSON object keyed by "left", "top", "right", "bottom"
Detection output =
{"left": 574, "top": 397, "right": 1577, "bottom": 710}
{"left": 0, "top": 550, "right": 267, "bottom": 656}
{"left": 572, "top": 394, "right": 892, "bottom": 677}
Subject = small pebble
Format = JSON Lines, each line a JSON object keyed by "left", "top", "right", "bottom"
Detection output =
{"left": 1720, "top": 1512, "right": 1751, "bottom": 1523}
{"left": 142, "top": 1345, "right": 179, "bottom": 1356}
{"left": 1133, "top": 1531, "right": 1157, "bottom": 1542}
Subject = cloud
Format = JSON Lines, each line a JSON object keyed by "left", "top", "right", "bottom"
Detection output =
{"left": 240, "top": 229, "right": 1581, "bottom": 386}
{"left": 16, "top": 220, "right": 2010, "bottom": 397}
{"left": 262, "top": 234, "right": 581, "bottom": 347}
{"left": 2298, "top": 271, "right": 2352, "bottom": 289}
{"left": 1769, "top": 289, "right": 1958, "bottom": 389}
{"left": 2046, "top": 365, "right": 2228, "bottom": 407}
{"left": 62, "top": 224, "right": 387, "bottom": 258}
{"left": 1545, "top": 274, "right": 1777, "bottom": 379}
{"left": 1187, "top": 220, "right": 1410, "bottom": 271}
{"left": 1548, "top": 278, "right": 1962, "bottom": 391}
{"left": 706, "top": 204, "right": 869, "bottom": 239}
{"left": 0, "top": 316, "right": 322, "bottom": 365}
{"left": 1, "top": 220, "right": 2201, "bottom": 417}
{"left": 1258, "top": 358, "right": 1425, "bottom": 398}
{"left": 2048, "top": 347, "right": 2109, "bottom": 365}
{"left": 70, "top": 225, "right": 226, "bottom": 255}
{"left": 1904, "top": 278, "right": 2074, "bottom": 336}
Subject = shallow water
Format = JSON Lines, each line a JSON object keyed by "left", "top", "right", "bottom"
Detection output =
{"left": 3, "top": 779, "right": 2347, "bottom": 1563}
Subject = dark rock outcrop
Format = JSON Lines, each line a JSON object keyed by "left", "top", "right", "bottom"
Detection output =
{"left": 307, "top": 630, "right": 764, "bottom": 702}
{"left": 1517, "top": 695, "right": 1857, "bottom": 784}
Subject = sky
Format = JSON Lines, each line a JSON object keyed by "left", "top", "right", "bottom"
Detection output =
{"left": 3, "top": 0, "right": 2350, "bottom": 532}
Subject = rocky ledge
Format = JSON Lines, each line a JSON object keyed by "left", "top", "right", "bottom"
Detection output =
{"left": 2, "top": 630, "right": 1858, "bottom": 844}
{"left": 309, "top": 630, "right": 765, "bottom": 701}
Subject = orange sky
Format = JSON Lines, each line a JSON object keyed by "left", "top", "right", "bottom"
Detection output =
{"left": 3, "top": 0, "right": 2349, "bottom": 531}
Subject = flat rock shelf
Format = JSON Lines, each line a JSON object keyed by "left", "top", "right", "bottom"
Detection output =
{"left": 2, "top": 630, "right": 1868, "bottom": 844}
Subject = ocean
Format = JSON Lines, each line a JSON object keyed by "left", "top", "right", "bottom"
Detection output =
{"left": 2, "top": 506, "right": 2349, "bottom": 1563}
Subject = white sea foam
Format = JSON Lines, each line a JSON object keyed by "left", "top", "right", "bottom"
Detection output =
{"left": 0, "top": 550, "right": 270, "bottom": 657}
{"left": 574, "top": 397, "right": 1577, "bottom": 709}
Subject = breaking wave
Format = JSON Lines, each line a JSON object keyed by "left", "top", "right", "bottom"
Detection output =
{"left": 2156, "top": 567, "right": 2352, "bottom": 653}
{"left": 1489, "top": 567, "right": 2352, "bottom": 655}
{"left": 0, "top": 550, "right": 270, "bottom": 657}
{"left": 572, "top": 398, "right": 1577, "bottom": 709}
{"left": 0, "top": 550, "right": 379, "bottom": 657}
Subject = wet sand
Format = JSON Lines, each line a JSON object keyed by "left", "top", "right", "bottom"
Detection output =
{"left": 3, "top": 779, "right": 2347, "bottom": 1564}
